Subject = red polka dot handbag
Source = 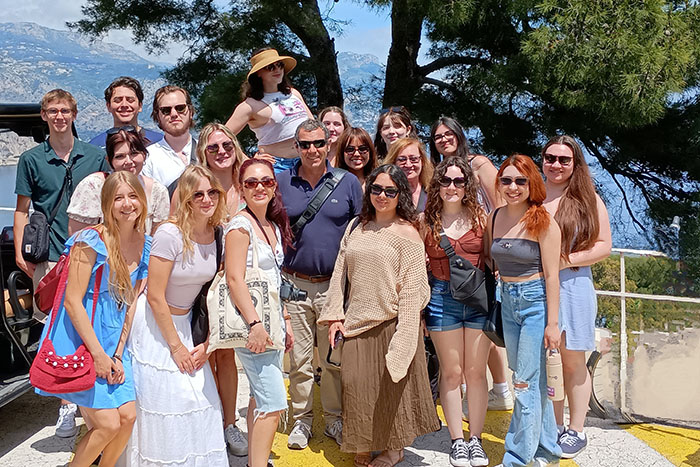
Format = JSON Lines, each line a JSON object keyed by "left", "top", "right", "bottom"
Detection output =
{"left": 30, "top": 253, "right": 104, "bottom": 394}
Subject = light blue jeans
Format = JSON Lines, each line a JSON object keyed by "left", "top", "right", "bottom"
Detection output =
{"left": 501, "top": 278, "right": 562, "bottom": 467}
{"left": 272, "top": 156, "right": 299, "bottom": 174}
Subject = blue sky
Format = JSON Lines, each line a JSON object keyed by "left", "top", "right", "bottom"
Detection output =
{"left": 2, "top": 0, "right": 416, "bottom": 64}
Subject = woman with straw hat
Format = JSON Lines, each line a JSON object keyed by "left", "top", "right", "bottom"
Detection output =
{"left": 226, "top": 48, "right": 313, "bottom": 173}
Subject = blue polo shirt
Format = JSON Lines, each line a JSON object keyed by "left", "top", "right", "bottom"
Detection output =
{"left": 278, "top": 161, "right": 363, "bottom": 277}
{"left": 88, "top": 127, "right": 163, "bottom": 148}
{"left": 15, "top": 138, "right": 110, "bottom": 262}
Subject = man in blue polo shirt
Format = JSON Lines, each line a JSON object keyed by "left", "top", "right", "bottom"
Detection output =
{"left": 278, "top": 119, "right": 363, "bottom": 450}
{"left": 13, "top": 88, "right": 110, "bottom": 439}
{"left": 88, "top": 76, "right": 163, "bottom": 147}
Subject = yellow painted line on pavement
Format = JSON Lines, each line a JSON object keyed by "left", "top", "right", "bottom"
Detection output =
{"left": 623, "top": 423, "right": 700, "bottom": 467}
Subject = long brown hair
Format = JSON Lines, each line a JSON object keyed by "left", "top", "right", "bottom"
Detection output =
{"left": 424, "top": 156, "right": 485, "bottom": 244}
{"left": 496, "top": 154, "right": 550, "bottom": 238}
{"left": 336, "top": 127, "right": 377, "bottom": 177}
{"left": 542, "top": 135, "right": 600, "bottom": 259}
{"left": 100, "top": 171, "right": 147, "bottom": 306}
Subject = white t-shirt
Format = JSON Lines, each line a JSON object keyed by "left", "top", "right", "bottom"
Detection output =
{"left": 142, "top": 136, "right": 196, "bottom": 188}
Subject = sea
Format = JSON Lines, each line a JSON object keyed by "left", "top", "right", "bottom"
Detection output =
{"left": 0, "top": 165, "right": 17, "bottom": 229}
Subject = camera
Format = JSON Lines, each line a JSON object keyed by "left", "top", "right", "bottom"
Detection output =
{"left": 280, "top": 278, "right": 308, "bottom": 302}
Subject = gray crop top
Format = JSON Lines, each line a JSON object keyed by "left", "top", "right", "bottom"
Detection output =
{"left": 491, "top": 238, "right": 543, "bottom": 277}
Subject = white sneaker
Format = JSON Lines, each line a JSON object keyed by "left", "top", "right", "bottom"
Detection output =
{"left": 55, "top": 403, "right": 78, "bottom": 438}
{"left": 487, "top": 388, "right": 514, "bottom": 411}
{"left": 533, "top": 457, "right": 560, "bottom": 466}
{"left": 224, "top": 423, "right": 248, "bottom": 456}
{"left": 323, "top": 418, "right": 342, "bottom": 446}
{"left": 287, "top": 420, "right": 312, "bottom": 449}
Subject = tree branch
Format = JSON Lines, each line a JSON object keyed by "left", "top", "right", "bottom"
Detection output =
{"left": 418, "top": 55, "right": 490, "bottom": 76}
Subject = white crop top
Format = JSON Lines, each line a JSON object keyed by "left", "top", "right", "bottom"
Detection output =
{"left": 251, "top": 91, "right": 308, "bottom": 146}
{"left": 150, "top": 222, "right": 218, "bottom": 310}
{"left": 225, "top": 215, "right": 284, "bottom": 290}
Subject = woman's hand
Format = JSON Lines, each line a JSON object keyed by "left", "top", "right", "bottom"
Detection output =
{"left": 190, "top": 343, "right": 209, "bottom": 371}
{"left": 247, "top": 324, "right": 273, "bottom": 354}
{"left": 328, "top": 321, "right": 346, "bottom": 349}
{"left": 94, "top": 351, "right": 116, "bottom": 381}
{"left": 171, "top": 344, "right": 195, "bottom": 374}
{"left": 108, "top": 357, "right": 125, "bottom": 385}
{"left": 544, "top": 323, "right": 561, "bottom": 350}
{"left": 284, "top": 324, "right": 295, "bottom": 353}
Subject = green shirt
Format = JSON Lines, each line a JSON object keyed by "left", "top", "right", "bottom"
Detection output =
{"left": 15, "top": 138, "right": 109, "bottom": 262}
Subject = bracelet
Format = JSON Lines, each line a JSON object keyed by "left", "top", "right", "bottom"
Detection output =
{"left": 112, "top": 353, "right": 122, "bottom": 362}
{"left": 283, "top": 315, "right": 292, "bottom": 321}
{"left": 248, "top": 320, "right": 261, "bottom": 328}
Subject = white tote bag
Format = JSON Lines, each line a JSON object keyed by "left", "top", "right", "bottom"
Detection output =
{"left": 206, "top": 230, "right": 284, "bottom": 352}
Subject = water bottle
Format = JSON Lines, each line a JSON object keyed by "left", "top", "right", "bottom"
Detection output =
{"left": 546, "top": 349, "right": 564, "bottom": 401}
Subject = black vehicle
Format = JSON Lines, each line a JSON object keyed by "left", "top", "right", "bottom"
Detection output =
{"left": 0, "top": 103, "right": 51, "bottom": 408}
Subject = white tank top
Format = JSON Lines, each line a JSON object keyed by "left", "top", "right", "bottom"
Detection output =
{"left": 251, "top": 91, "right": 308, "bottom": 146}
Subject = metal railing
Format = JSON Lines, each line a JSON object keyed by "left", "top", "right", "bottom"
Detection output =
{"left": 595, "top": 248, "right": 700, "bottom": 418}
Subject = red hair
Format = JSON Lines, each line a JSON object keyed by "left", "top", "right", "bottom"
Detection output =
{"left": 496, "top": 154, "right": 550, "bottom": 238}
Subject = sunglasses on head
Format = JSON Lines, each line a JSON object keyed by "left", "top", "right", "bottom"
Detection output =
{"left": 158, "top": 104, "right": 188, "bottom": 116}
{"left": 543, "top": 154, "right": 573, "bottom": 166}
{"left": 192, "top": 188, "right": 220, "bottom": 202}
{"left": 243, "top": 177, "right": 276, "bottom": 189}
{"left": 264, "top": 61, "right": 285, "bottom": 72}
{"left": 298, "top": 139, "right": 326, "bottom": 150}
{"left": 438, "top": 176, "right": 466, "bottom": 188}
{"left": 379, "top": 106, "right": 406, "bottom": 115}
{"left": 106, "top": 125, "right": 137, "bottom": 135}
{"left": 369, "top": 184, "right": 399, "bottom": 199}
{"left": 344, "top": 145, "right": 369, "bottom": 155}
{"left": 205, "top": 141, "right": 235, "bottom": 155}
{"left": 499, "top": 176, "right": 529, "bottom": 186}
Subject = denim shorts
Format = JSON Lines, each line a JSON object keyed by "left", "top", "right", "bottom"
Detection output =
{"left": 236, "top": 347, "right": 288, "bottom": 419}
{"left": 424, "top": 278, "right": 487, "bottom": 332}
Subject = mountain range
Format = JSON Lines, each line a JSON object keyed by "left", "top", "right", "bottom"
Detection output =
{"left": 0, "top": 21, "right": 385, "bottom": 159}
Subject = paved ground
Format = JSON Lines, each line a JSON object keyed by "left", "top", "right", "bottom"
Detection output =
{"left": 1, "top": 370, "right": 698, "bottom": 466}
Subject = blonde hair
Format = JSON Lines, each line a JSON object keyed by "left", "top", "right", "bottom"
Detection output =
{"left": 100, "top": 171, "right": 147, "bottom": 306}
{"left": 196, "top": 123, "right": 246, "bottom": 183}
{"left": 41, "top": 89, "right": 78, "bottom": 114}
{"left": 385, "top": 137, "right": 434, "bottom": 188}
{"left": 172, "top": 165, "right": 227, "bottom": 256}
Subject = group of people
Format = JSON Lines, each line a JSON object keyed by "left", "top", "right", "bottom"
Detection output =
{"left": 14, "top": 47, "right": 611, "bottom": 467}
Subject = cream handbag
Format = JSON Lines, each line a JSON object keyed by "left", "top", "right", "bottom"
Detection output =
{"left": 206, "top": 225, "right": 284, "bottom": 352}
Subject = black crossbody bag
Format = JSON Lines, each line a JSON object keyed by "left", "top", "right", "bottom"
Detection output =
{"left": 483, "top": 208, "right": 505, "bottom": 347}
{"left": 191, "top": 225, "right": 224, "bottom": 347}
{"left": 438, "top": 228, "right": 488, "bottom": 314}
{"left": 22, "top": 158, "right": 75, "bottom": 264}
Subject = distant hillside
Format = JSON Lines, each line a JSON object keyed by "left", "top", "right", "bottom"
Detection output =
{"left": 0, "top": 21, "right": 166, "bottom": 145}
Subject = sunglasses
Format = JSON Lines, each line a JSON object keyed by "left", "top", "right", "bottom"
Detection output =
{"left": 433, "top": 130, "right": 455, "bottom": 142}
{"left": 192, "top": 189, "right": 220, "bottom": 202}
{"left": 438, "top": 176, "right": 466, "bottom": 188}
{"left": 543, "top": 154, "right": 573, "bottom": 166}
{"left": 379, "top": 106, "right": 406, "bottom": 115}
{"left": 243, "top": 177, "right": 276, "bottom": 189}
{"left": 499, "top": 176, "right": 529, "bottom": 186}
{"left": 344, "top": 145, "right": 369, "bottom": 155}
{"left": 298, "top": 139, "right": 326, "bottom": 150}
{"left": 158, "top": 104, "right": 188, "bottom": 116}
{"left": 106, "top": 125, "right": 137, "bottom": 135}
{"left": 264, "top": 61, "right": 285, "bottom": 72}
{"left": 395, "top": 156, "right": 421, "bottom": 165}
{"left": 205, "top": 141, "right": 235, "bottom": 155}
{"left": 369, "top": 184, "right": 399, "bottom": 199}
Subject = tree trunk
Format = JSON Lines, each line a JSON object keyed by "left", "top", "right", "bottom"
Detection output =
{"left": 383, "top": 0, "right": 425, "bottom": 107}
{"left": 280, "top": 0, "right": 344, "bottom": 110}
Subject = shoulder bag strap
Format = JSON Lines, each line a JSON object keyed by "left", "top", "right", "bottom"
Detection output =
{"left": 488, "top": 208, "right": 501, "bottom": 270}
{"left": 291, "top": 169, "right": 347, "bottom": 235}
{"left": 438, "top": 228, "right": 458, "bottom": 259}
{"left": 47, "top": 157, "right": 76, "bottom": 225}
{"left": 214, "top": 225, "right": 223, "bottom": 271}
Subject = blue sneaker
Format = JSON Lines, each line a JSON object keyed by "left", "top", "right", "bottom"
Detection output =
{"left": 558, "top": 429, "right": 587, "bottom": 459}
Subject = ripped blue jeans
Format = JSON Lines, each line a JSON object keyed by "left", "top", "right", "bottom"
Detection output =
{"left": 501, "top": 278, "right": 562, "bottom": 467}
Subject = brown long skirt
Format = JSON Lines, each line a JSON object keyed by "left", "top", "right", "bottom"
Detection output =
{"left": 340, "top": 319, "right": 440, "bottom": 452}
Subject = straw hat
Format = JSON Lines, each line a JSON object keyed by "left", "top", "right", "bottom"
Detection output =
{"left": 247, "top": 49, "right": 297, "bottom": 80}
